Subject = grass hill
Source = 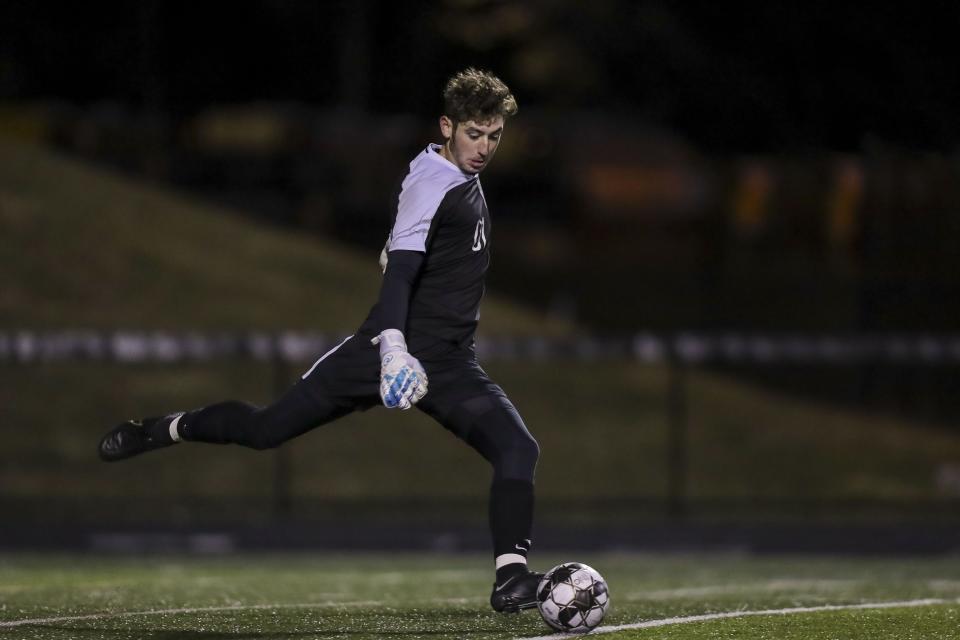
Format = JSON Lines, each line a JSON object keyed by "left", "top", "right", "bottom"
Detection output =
{"left": 0, "top": 139, "right": 567, "bottom": 334}
{"left": 2, "top": 139, "right": 959, "bottom": 524}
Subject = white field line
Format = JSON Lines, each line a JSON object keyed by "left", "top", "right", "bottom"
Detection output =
{"left": 4, "top": 595, "right": 954, "bottom": 634}
{"left": 519, "top": 597, "right": 957, "bottom": 640}
{"left": 0, "top": 600, "right": 382, "bottom": 629}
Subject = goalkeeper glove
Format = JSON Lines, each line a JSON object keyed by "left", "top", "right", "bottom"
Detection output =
{"left": 371, "top": 329, "right": 428, "bottom": 409}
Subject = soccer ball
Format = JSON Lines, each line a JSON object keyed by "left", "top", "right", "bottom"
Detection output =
{"left": 536, "top": 562, "right": 610, "bottom": 633}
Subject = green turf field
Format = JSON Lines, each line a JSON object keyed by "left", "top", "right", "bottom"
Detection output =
{"left": 2, "top": 552, "right": 958, "bottom": 639}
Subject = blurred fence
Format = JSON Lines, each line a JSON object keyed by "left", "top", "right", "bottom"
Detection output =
{"left": 6, "top": 330, "right": 960, "bottom": 365}
{"left": 4, "top": 330, "right": 960, "bottom": 528}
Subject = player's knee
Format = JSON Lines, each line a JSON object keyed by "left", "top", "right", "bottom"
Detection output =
{"left": 519, "top": 432, "right": 540, "bottom": 466}
{"left": 499, "top": 432, "right": 540, "bottom": 482}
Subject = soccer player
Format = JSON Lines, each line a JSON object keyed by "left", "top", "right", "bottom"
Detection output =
{"left": 98, "top": 68, "right": 543, "bottom": 613}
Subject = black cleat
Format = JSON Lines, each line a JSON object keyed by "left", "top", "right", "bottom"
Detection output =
{"left": 98, "top": 415, "right": 178, "bottom": 462}
{"left": 490, "top": 571, "right": 544, "bottom": 613}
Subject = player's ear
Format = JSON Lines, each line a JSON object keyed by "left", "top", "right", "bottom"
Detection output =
{"left": 439, "top": 115, "right": 454, "bottom": 140}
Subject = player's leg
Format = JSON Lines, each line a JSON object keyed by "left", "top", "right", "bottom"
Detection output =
{"left": 462, "top": 397, "right": 542, "bottom": 612}
{"left": 416, "top": 367, "right": 542, "bottom": 612}
{"left": 98, "top": 382, "right": 351, "bottom": 461}
{"left": 180, "top": 384, "right": 353, "bottom": 449}
{"left": 462, "top": 398, "right": 539, "bottom": 569}
{"left": 99, "top": 335, "right": 377, "bottom": 462}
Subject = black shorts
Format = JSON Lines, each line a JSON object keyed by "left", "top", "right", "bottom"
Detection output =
{"left": 297, "top": 332, "right": 512, "bottom": 439}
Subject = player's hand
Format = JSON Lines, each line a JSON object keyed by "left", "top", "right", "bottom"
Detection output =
{"left": 371, "top": 329, "right": 428, "bottom": 409}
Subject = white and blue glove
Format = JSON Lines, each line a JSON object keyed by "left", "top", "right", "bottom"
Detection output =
{"left": 371, "top": 329, "right": 428, "bottom": 410}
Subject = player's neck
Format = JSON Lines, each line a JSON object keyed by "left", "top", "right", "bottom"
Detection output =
{"left": 436, "top": 141, "right": 479, "bottom": 177}
{"left": 439, "top": 140, "right": 455, "bottom": 165}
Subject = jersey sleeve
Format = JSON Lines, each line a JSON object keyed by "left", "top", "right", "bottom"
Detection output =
{"left": 388, "top": 179, "right": 447, "bottom": 252}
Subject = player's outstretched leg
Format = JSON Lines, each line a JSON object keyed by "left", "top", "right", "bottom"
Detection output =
{"left": 98, "top": 383, "right": 349, "bottom": 462}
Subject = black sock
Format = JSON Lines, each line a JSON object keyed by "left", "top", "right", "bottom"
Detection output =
{"left": 177, "top": 402, "right": 255, "bottom": 444}
{"left": 490, "top": 478, "right": 535, "bottom": 573}
{"left": 144, "top": 413, "right": 181, "bottom": 445}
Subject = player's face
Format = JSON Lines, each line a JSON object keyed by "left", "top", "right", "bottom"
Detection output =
{"left": 439, "top": 116, "right": 504, "bottom": 174}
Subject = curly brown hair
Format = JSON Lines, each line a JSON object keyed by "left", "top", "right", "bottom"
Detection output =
{"left": 442, "top": 68, "right": 518, "bottom": 124}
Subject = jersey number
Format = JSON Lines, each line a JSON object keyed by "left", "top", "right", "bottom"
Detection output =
{"left": 472, "top": 218, "right": 486, "bottom": 252}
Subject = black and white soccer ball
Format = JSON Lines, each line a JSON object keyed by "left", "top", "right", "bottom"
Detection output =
{"left": 536, "top": 562, "right": 610, "bottom": 633}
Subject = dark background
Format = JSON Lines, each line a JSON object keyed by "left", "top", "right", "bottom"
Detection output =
{"left": 3, "top": 1, "right": 958, "bottom": 152}
{"left": 9, "top": 0, "right": 958, "bottom": 410}
{"left": 3, "top": 1, "right": 960, "bottom": 545}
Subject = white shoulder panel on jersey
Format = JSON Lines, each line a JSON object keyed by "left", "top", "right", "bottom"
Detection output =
{"left": 389, "top": 144, "right": 474, "bottom": 253}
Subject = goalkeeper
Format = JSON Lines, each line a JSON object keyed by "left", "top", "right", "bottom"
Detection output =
{"left": 98, "top": 68, "right": 543, "bottom": 614}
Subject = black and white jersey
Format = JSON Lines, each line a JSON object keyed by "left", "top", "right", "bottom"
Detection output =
{"left": 360, "top": 143, "right": 491, "bottom": 349}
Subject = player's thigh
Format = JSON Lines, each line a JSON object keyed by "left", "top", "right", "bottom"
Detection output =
{"left": 415, "top": 360, "right": 506, "bottom": 435}
{"left": 299, "top": 334, "right": 381, "bottom": 410}
{"left": 417, "top": 362, "right": 539, "bottom": 478}
{"left": 241, "top": 335, "right": 379, "bottom": 448}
